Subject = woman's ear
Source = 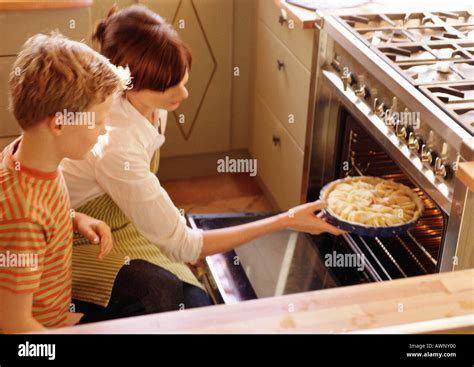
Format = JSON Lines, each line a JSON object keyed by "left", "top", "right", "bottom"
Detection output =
{"left": 47, "top": 113, "right": 63, "bottom": 136}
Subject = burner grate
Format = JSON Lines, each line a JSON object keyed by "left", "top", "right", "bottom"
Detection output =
{"left": 338, "top": 10, "right": 474, "bottom": 134}
{"left": 421, "top": 81, "right": 474, "bottom": 134}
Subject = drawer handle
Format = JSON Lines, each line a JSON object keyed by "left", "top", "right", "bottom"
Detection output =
{"left": 272, "top": 135, "right": 281, "bottom": 146}
{"left": 278, "top": 9, "right": 288, "bottom": 25}
{"left": 314, "top": 10, "right": 324, "bottom": 31}
{"left": 276, "top": 59, "right": 285, "bottom": 71}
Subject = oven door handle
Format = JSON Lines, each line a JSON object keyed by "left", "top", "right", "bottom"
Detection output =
{"left": 320, "top": 69, "right": 452, "bottom": 215}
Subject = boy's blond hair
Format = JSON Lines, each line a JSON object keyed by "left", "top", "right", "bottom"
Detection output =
{"left": 9, "top": 32, "right": 131, "bottom": 130}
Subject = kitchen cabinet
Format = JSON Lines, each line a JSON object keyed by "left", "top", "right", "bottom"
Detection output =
{"left": 0, "top": 5, "right": 91, "bottom": 145}
{"left": 250, "top": 0, "right": 317, "bottom": 210}
{"left": 0, "top": 56, "right": 17, "bottom": 139}
{"left": 0, "top": 1, "right": 251, "bottom": 174}
{"left": 91, "top": 0, "right": 255, "bottom": 177}
{"left": 91, "top": 0, "right": 254, "bottom": 162}
{"left": 255, "top": 19, "right": 310, "bottom": 148}
{"left": 252, "top": 94, "right": 305, "bottom": 210}
{"left": 140, "top": 0, "right": 234, "bottom": 158}
{"left": 0, "top": 7, "right": 90, "bottom": 55}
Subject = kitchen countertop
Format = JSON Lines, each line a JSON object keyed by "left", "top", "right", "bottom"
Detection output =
{"left": 0, "top": 0, "right": 92, "bottom": 11}
{"left": 50, "top": 268, "right": 474, "bottom": 334}
{"left": 273, "top": 0, "right": 318, "bottom": 29}
{"left": 457, "top": 162, "right": 474, "bottom": 192}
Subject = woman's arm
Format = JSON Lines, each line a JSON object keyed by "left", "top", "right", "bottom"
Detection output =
{"left": 200, "top": 201, "right": 343, "bottom": 260}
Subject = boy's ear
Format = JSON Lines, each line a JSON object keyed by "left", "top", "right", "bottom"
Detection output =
{"left": 47, "top": 113, "right": 63, "bottom": 136}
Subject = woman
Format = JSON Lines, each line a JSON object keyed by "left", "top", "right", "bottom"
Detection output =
{"left": 61, "top": 4, "right": 343, "bottom": 323}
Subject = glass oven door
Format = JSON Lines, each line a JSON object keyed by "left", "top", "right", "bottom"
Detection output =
{"left": 187, "top": 213, "right": 372, "bottom": 304}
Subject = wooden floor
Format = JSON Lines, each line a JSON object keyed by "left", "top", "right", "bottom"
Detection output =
{"left": 162, "top": 173, "right": 274, "bottom": 214}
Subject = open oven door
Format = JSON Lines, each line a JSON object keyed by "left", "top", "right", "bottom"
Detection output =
{"left": 186, "top": 212, "right": 372, "bottom": 305}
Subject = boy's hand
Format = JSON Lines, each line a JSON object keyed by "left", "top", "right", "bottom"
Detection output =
{"left": 73, "top": 213, "right": 113, "bottom": 259}
{"left": 283, "top": 200, "right": 345, "bottom": 236}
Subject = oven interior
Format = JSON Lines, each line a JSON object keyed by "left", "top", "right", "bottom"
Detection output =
{"left": 315, "top": 109, "right": 448, "bottom": 280}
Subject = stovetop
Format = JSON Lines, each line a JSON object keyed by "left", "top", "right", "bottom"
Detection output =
{"left": 337, "top": 11, "right": 474, "bottom": 135}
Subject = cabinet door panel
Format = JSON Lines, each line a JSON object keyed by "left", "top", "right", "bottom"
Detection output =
{"left": 0, "top": 8, "right": 91, "bottom": 55}
{"left": 251, "top": 93, "right": 304, "bottom": 210}
{"left": 257, "top": 0, "right": 314, "bottom": 70}
{"left": 0, "top": 56, "right": 20, "bottom": 137}
{"left": 255, "top": 20, "right": 310, "bottom": 149}
{"left": 142, "top": 0, "right": 233, "bottom": 157}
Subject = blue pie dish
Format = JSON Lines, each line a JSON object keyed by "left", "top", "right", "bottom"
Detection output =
{"left": 319, "top": 177, "right": 424, "bottom": 237}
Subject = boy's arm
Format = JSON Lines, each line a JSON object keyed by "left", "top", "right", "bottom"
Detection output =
{"left": 0, "top": 218, "right": 47, "bottom": 333}
{"left": 72, "top": 212, "right": 113, "bottom": 259}
{"left": 0, "top": 288, "right": 45, "bottom": 333}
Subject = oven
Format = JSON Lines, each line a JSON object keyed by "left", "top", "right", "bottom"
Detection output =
{"left": 313, "top": 111, "right": 446, "bottom": 278}
{"left": 187, "top": 8, "right": 474, "bottom": 305}
{"left": 310, "top": 10, "right": 473, "bottom": 276}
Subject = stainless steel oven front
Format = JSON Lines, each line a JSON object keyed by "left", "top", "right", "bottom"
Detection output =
{"left": 308, "top": 13, "right": 473, "bottom": 275}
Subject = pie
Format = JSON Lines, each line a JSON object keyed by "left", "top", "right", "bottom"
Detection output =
{"left": 322, "top": 176, "right": 423, "bottom": 227}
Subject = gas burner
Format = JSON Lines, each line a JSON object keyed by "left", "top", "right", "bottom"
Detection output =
{"left": 403, "top": 63, "right": 462, "bottom": 84}
{"left": 399, "top": 60, "right": 474, "bottom": 84}
{"left": 436, "top": 61, "right": 453, "bottom": 74}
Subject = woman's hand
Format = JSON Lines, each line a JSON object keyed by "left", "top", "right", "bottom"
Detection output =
{"left": 200, "top": 200, "right": 345, "bottom": 259}
{"left": 72, "top": 212, "right": 113, "bottom": 259}
{"left": 282, "top": 200, "right": 345, "bottom": 236}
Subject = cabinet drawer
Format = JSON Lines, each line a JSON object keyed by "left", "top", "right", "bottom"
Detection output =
{"left": 0, "top": 8, "right": 91, "bottom": 55}
{"left": 257, "top": 0, "right": 314, "bottom": 70}
{"left": 255, "top": 20, "right": 310, "bottom": 149}
{"left": 0, "top": 56, "right": 21, "bottom": 137}
{"left": 251, "top": 94, "right": 304, "bottom": 210}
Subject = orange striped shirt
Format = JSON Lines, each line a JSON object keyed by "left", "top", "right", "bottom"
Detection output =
{"left": 0, "top": 139, "right": 73, "bottom": 328}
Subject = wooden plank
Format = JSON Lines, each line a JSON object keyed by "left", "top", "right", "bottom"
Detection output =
{"left": 48, "top": 269, "right": 474, "bottom": 334}
{"left": 456, "top": 162, "right": 474, "bottom": 192}
{"left": 273, "top": 0, "right": 316, "bottom": 29}
{"left": 0, "top": 0, "right": 92, "bottom": 11}
{"left": 453, "top": 190, "right": 474, "bottom": 271}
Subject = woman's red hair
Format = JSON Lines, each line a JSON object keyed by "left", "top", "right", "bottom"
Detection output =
{"left": 92, "top": 4, "right": 192, "bottom": 92}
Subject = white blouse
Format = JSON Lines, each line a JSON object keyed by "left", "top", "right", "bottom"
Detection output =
{"left": 61, "top": 96, "right": 203, "bottom": 264}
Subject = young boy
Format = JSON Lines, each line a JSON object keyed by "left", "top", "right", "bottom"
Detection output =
{"left": 0, "top": 33, "right": 130, "bottom": 333}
